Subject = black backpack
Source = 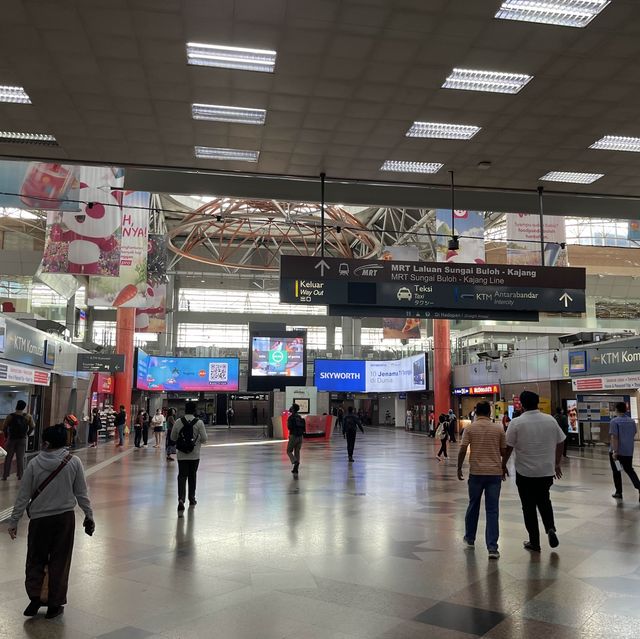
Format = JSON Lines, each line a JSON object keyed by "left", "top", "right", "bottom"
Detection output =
{"left": 7, "top": 413, "right": 28, "bottom": 439}
{"left": 176, "top": 417, "right": 199, "bottom": 454}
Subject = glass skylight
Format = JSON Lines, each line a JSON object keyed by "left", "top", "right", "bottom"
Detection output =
{"left": 195, "top": 146, "right": 259, "bottom": 162}
{"left": 0, "top": 85, "right": 31, "bottom": 104}
{"left": 442, "top": 68, "right": 533, "bottom": 94}
{"left": 381, "top": 161, "right": 443, "bottom": 174}
{"left": 540, "top": 171, "right": 604, "bottom": 184}
{"left": 192, "top": 104, "right": 266, "bottom": 125}
{"left": 406, "top": 122, "right": 481, "bottom": 140}
{"left": 495, "top": 1, "right": 611, "bottom": 28}
{"left": 590, "top": 135, "right": 640, "bottom": 152}
{"left": 187, "top": 43, "right": 276, "bottom": 73}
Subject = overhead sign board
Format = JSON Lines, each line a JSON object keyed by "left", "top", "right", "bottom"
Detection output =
{"left": 572, "top": 374, "right": 640, "bottom": 392}
{"left": 328, "top": 305, "right": 538, "bottom": 322}
{"left": 314, "top": 354, "right": 427, "bottom": 393}
{"left": 453, "top": 384, "right": 500, "bottom": 396}
{"left": 0, "top": 362, "right": 51, "bottom": 386}
{"left": 77, "top": 353, "right": 125, "bottom": 373}
{"left": 569, "top": 338, "right": 640, "bottom": 377}
{"left": 280, "top": 256, "right": 585, "bottom": 314}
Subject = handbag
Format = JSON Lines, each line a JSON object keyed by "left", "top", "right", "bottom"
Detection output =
{"left": 26, "top": 454, "right": 73, "bottom": 517}
{"left": 0, "top": 446, "right": 6, "bottom": 458}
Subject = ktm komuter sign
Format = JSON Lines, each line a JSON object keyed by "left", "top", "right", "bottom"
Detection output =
{"left": 279, "top": 256, "right": 586, "bottom": 314}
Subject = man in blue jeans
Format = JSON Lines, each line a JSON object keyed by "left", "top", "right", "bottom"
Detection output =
{"left": 457, "top": 401, "right": 506, "bottom": 559}
{"left": 609, "top": 401, "right": 640, "bottom": 500}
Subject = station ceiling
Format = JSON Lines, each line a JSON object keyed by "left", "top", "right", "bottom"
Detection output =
{"left": 2, "top": 1, "right": 640, "bottom": 214}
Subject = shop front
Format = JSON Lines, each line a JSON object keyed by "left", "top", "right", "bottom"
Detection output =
{"left": 453, "top": 384, "right": 501, "bottom": 424}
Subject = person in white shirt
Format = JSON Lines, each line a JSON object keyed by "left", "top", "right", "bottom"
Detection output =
{"left": 502, "top": 391, "right": 566, "bottom": 553}
{"left": 151, "top": 409, "right": 165, "bottom": 448}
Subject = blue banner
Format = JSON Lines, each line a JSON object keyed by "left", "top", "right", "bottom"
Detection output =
{"left": 314, "top": 359, "right": 366, "bottom": 392}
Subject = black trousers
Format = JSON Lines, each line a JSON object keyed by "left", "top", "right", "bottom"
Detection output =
{"left": 345, "top": 430, "right": 357, "bottom": 458}
{"left": 515, "top": 473, "right": 555, "bottom": 547}
{"left": 142, "top": 426, "right": 149, "bottom": 446}
{"left": 609, "top": 452, "right": 640, "bottom": 495}
{"left": 437, "top": 439, "right": 447, "bottom": 458}
{"left": 177, "top": 459, "right": 200, "bottom": 503}
{"left": 26, "top": 511, "right": 75, "bottom": 606}
{"left": 134, "top": 427, "right": 142, "bottom": 447}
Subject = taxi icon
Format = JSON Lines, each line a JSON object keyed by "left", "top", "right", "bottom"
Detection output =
{"left": 397, "top": 287, "right": 412, "bottom": 301}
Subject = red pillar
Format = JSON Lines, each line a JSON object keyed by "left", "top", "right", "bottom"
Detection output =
{"left": 433, "top": 319, "right": 451, "bottom": 418}
{"left": 113, "top": 307, "right": 135, "bottom": 438}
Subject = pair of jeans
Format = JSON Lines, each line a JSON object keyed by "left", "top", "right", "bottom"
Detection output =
{"left": 2, "top": 437, "right": 26, "bottom": 479}
{"left": 26, "top": 511, "right": 75, "bottom": 606}
{"left": 609, "top": 452, "right": 640, "bottom": 495}
{"left": 116, "top": 424, "right": 124, "bottom": 445}
{"left": 177, "top": 459, "right": 200, "bottom": 503}
{"left": 134, "top": 427, "right": 142, "bottom": 447}
{"left": 287, "top": 435, "right": 303, "bottom": 464}
{"left": 464, "top": 475, "right": 502, "bottom": 551}
{"left": 345, "top": 429, "right": 357, "bottom": 459}
{"left": 142, "top": 426, "right": 149, "bottom": 446}
{"left": 515, "top": 473, "right": 555, "bottom": 548}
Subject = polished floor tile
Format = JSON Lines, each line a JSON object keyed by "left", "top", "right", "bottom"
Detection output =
{"left": 1, "top": 428, "right": 640, "bottom": 638}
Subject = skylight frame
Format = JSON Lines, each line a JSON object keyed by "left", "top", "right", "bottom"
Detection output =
{"left": 406, "top": 121, "right": 481, "bottom": 140}
{"left": 495, "top": 0, "right": 611, "bottom": 29}
{"left": 194, "top": 146, "right": 260, "bottom": 162}
{"left": 442, "top": 68, "right": 533, "bottom": 94}
{"left": 186, "top": 42, "right": 277, "bottom": 73}
{"left": 191, "top": 103, "right": 266, "bottom": 125}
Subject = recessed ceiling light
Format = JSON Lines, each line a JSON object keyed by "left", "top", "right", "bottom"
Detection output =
{"left": 406, "top": 121, "right": 481, "bottom": 140}
{"left": 0, "top": 85, "right": 31, "bottom": 104}
{"left": 0, "top": 131, "right": 57, "bottom": 145}
{"left": 590, "top": 135, "right": 640, "bottom": 152}
{"left": 195, "top": 146, "right": 259, "bottom": 162}
{"left": 192, "top": 103, "right": 266, "bottom": 125}
{"left": 495, "top": 0, "right": 610, "bottom": 28}
{"left": 540, "top": 171, "right": 604, "bottom": 184}
{"left": 380, "top": 160, "right": 443, "bottom": 174}
{"left": 187, "top": 42, "right": 276, "bottom": 73}
{"left": 442, "top": 68, "right": 533, "bottom": 94}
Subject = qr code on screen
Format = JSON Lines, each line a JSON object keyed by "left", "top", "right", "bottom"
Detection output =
{"left": 209, "top": 363, "right": 229, "bottom": 384}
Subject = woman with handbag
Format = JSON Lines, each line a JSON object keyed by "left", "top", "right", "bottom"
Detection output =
{"left": 436, "top": 414, "right": 449, "bottom": 462}
{"left": 7, "top": 424, "right": 95, "bottom": 620}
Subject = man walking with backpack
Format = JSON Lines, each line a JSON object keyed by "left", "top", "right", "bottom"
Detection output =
{"left": 343, "top": 406, "right": 364, "bottom": 462}
{"left": 2, "top": 400, "right": 35, "bottom": 481}
{"left": 287, "top": 404, "right": 306, "bottom": 476}
{"left": 171, "top": 402, "right": 208, "bottom": 514}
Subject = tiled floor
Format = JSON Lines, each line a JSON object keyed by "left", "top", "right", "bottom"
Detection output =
{"left": 1, "top": 427, "right": 640, "bottom": 638}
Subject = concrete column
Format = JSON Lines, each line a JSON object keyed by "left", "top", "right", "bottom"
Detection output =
{"left": 433, "top": 319, "right": 452, "bottom": 418}
{"left": 326, "top": 322, "right": 335, "bottom": 354}
{"left": 352, "top": 318, "right": 362, "bottom": 359}
{"left": 394, "top": 395, "right": 407, "bottom": 429}
{"left": 65, "top": 294, "right": 76, "bottom": 341}
{"left": 113, "top": 307, "right": 135, "bottom": 435}
{"left": 341, "top": 317, "right": 354, "bottom": 358}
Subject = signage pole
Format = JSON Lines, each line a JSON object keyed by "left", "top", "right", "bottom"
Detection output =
{"left": 449, "top": 171, "right": 455, "bottom": 238}
{"left": 538, "top": 186, "right": 545, "bottom": 266}
{"left": 320, "top": 172, "right": 326, "bottom": 258}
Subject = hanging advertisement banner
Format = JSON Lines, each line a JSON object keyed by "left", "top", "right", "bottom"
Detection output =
{"left": 435, "top": 210, "right": 485, "bottom": 264}
{"left": 381, "top": 245, "right": 421, "bottom": 340}
{"left": 506, "top": 213, "right": 567, "bottom": 266}
{"left": 40, "top": 166, "right": 125, "bottom": 277}
{"left": 135, "top": 234, "right": 168, "bottom": 333}
{"left": 0, "top": 160, "right": 81, "bottom": 211}
{"left": 87, "top": 192, "right": 150, "bottom": 307}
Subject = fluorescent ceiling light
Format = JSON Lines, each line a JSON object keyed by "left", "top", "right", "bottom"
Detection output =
{"left": 0, "top": 85, "right": 31, "bottom": 104}
{"left": 407, "top": 121, "right": 481, "bottom": 140}
{"left": 442, "top": 68, "right": 532, "bottom": 94}
{"left": 0, "top": 131, "right": 57, "bottom": 145}
{"left": 590, "top": 135, "right": 640, "bottom": 152}
{"left": 192, "top": 103, "right": 266, "bottom": 125}
{"left": 380, "top": 160, "right": 443, "bottom": 174}
{"left": 540, "top": 171, "right": 604, "bottom": 184}
{"left": 495, "top": 0, "right": 610, "bottom": 28}
{"left": 195, "top": 146, "right": 259, "bottom": 162}
{"left": 187, "top": 42, "right": 276, "bottom": 73}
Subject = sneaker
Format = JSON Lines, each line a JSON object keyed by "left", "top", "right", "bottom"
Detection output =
{"left": 349, "top": 457, "right": 354, "bottom": 462}
{"left": 143, "top": 444, "right": 148, "bottom": 448}
{"left": 523, "top": 541, "right": 541, "bottom": 552}
{"left": 189, "top": 499, "right": 197, "bottom": 506}
{"left": 612, "top": 493, "right": 623, "bottom": 499}
{"left": 463, "top": 537, "right": 475, "bottom": 548}
{"left": 177, "top": 500, "right": 185, "bottom": 512}
{"left": 45, "top": 606, "right": 64, "bottom": 619}
{"left": 548, "top": 529, "right": 559, "bottom": 548}
{"left": 23, "top": 598, "right": 42, "bottom": 616}
{"left": 292, "top": 462, "right": 299, "bottom": 475}
{"left": 488, "top": 550, "right": 500, "bottom": 559}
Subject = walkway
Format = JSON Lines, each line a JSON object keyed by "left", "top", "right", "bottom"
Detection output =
{"left": 1, "top": 428, "right": 639, "bottom": 638}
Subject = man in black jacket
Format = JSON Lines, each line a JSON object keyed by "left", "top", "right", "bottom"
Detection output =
{"left": 114, "top": 405, "right": 126, "bottom": 447}
{"left": 287, "top": 404, "right": 306, "bottom": 476}
{"left": 343, "top": 406, "right": 364, "bottom": 462}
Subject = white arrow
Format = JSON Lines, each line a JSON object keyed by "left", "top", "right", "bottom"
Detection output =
{"left": 314, "top": 259, "right": 331, "bottom": 276}
{"left": 559, "top": 292, "right": 573, "bottom": 308}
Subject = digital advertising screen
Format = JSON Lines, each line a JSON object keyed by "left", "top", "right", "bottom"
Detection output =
{"left": 135, "top": 349, "right": 239, "bottom": 392}
{"left": 248, "top": 330, "right": 306, "bottom": 391}
{"left": 314, "top": 353, "right": 427, "bottom": 393}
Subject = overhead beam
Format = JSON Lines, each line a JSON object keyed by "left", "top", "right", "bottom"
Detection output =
{"left": 126, "top": 168, "right": 640, "bottom": 220}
